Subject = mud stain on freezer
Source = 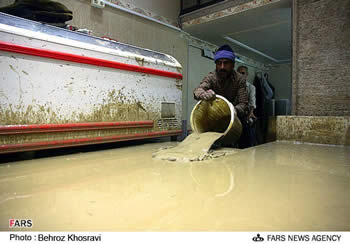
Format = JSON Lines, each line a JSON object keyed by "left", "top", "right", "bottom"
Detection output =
{"left": 0, "top": 88, "right": 159, "bottom": 125}
{"left": 175, "top": 79, "right": 182, "bottom": 91}
{"left": 0, "top": 86, "right": 184, "bottom": 144}
{"left": 135, "top": 57, "right": 145, "bottom": 66}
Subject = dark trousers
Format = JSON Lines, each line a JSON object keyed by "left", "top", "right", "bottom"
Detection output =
{"left": 238, "top": 119, "right": 257, "bottom": 149}
{"left": 255, "top": 116, "right": 268, "bottom": 144}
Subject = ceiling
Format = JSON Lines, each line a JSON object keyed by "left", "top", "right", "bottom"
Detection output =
{"left": 182, "top": 0, "right": 292, "bottom": 64}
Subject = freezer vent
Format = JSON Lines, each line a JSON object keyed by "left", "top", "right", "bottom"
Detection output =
{"left": 161, "top": 102, "right": 176, "bottom": 118}
{"left": 157, "top": 118, "right": 178, "bottom": 129}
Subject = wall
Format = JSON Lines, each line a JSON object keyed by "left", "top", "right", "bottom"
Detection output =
{"left": 187, "top": 45, "right": 214, "bottom": 128}
{"left": 181, "top": 0, "right": 257, "bottom": 24}
{"left": 292, "top": 0, "right": 350, "bottom": 116}
{"left": 0, "top": 0, "right": 180, "bottom": 26}
{"left": 112, "top": 0, "right": 180, "bottom": 26}
{"left": 276, "top": 116, "right": 350, "bottom": 146}
{"left": 269, "top": 63, "right": 291, "bottom": 100}
{"left": 0, "top": 0, "right": 13, "bottom": 7}
{"left": 235, "top": 60, "right": 269, "bottom": 86}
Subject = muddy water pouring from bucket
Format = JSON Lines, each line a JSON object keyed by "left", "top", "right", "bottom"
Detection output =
{"left": 154, "top": 95, "right": 242, "bottom": 162}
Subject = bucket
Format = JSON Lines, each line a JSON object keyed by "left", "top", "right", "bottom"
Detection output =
{"left": 190, "top": 95, "right": 242, "bottom": 145}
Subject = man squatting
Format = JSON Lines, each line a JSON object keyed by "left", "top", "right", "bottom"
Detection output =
{"left": 193, "top": 44, "right": 250, "bottom": 148}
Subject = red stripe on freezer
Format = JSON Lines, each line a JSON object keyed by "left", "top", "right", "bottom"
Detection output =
{"left": 0, "top": 121, "right": 154, "bottom": 135}
{"left": 0, "top": 41, "right": 183, "bottom": 79}
{"left": 0, "top": 130, "right": 182, "bottom": 153}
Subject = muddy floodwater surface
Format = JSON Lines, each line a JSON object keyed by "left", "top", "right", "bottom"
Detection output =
{"left": 0, "top": 141, "right": 349, "bottom": 231}
{"left": 153, "top": 132, "right": 224, "bottom": 161}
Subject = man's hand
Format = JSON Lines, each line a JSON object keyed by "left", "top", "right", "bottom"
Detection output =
{"left": 199, "top": 89, "right": 216, "bottom": 100}
{"left": 248, "top": 110, "right": 257, "bottom": 120}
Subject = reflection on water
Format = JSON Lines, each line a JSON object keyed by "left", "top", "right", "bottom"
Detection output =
{"left": 0, "top": 141, "right": 349, "bottom": 231}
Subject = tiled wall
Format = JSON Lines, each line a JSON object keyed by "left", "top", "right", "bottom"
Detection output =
{"left": 292, "top": 0, "right": 350, "bottom": 116}
{"left": 276, "top": 116, "right": 350, "bottom": 146}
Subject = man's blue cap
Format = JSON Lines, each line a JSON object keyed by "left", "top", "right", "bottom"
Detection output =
{"left": 214, "top": 44, "right": 236, "bottom": 62}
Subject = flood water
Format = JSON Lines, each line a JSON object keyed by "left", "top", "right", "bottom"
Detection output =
{"left": 153, "top": 132, "right": 224, "bottom": 161}
{"left": 0, "top": 141, "right": 349, "bottom": 231}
